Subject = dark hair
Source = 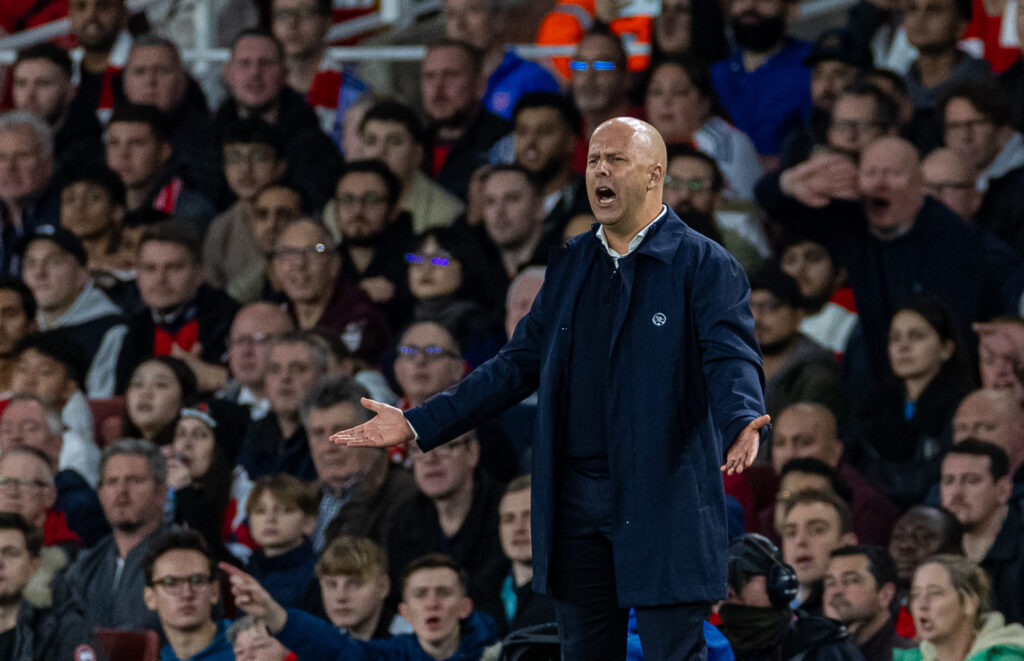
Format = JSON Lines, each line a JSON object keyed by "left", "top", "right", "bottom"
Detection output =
{"left": 0, "top": 277, "right": 36, "bottom": 321}
{"left": 230, "top": 28, "right": 285, "bottom": 60}
{"left": 143, "top": 529, "right": 215, "bottom": 585}
{"left": 480, "top": 163, "right": 541, "bottom": 197}
{"left": 122, "top": 207, "right": 172, "bottom": 229}
{"left": 861, "top": 68, "right": 909, "bottom": 98}
{"left": 581, "top": 23, "right": 627, "bottom": 68}
{"left": 640, "top": 54, "right": 729, "bottom": 121}
{"left": 938, "top": 79, "right": 1013, "bottom": 130}
{"left": 59, "top": 160, "right": 126, "bottom": 207}
{"left": 512, "top": 91, "right": 583, "bottom": 137}
{"left": 401, "top": 553, "right": 470, "bottom": 596}
{"left": 782, "top": 488, "right": 853, "bottom": 535}
{"left": 338, "top": 160, "right": 402, "bottom": 209}
{"left": 945, "top": 438, "right": 1010, "bottom": 480}
{"left": 889, "top": 297, "right": 975, "bottom": 391}
{"left": 650, "top": 0, "right": 728, "bottom": 64}
{"left": 299, "top": 376, "right": 372, "bottom": 429}
{"left": 222, "top": 119, "right": 285, "bottom": 157}
{"left": 272, "top": 0, "right": 332, "bottom": 16}
{"left": 954, "top": 0, "right": 972, "bottom": 21}
{"left": 246, "top": 473, "right": 320, "bottom": 517}
{"left": 426, "top": 40, "right": 483, "bottom": 78}
{"left": 108, "top": 103, "right": 173, "bottom": 143}
{"left": 831, "top": 544, "right": 899, "bottom": 589}
{"left": 13, "top": 331, "right": 87, "bottom": 387}
{"left": 15, "top": 43, "right": 72, "bottom": 78}
{"left": 360, "top": 99, "right": 426, "bottom": 146}
{"left": 122, "top": 356, "right": 199, "bottom": 446}
{"left": 779, "top": 457, "right": 854, "bottom": 505}
{"left": 410, "top": 226, "right": 502, "bottom": 310}
{"left": 139, "top": 220, "right": 203, "bottom": 265}
{"left": 749, "top": 263, "right": 804, "bottom": 309}
{"left": 838, "top": 81, "right": 901, "bottom": 131}
{"left": 255, "top": 181, "right": 311, "bottom": 216}
{"left": 0, "top": 512, "right": 43, "bottom": 558}
{"left": 665, "top": 144, "right": 725, "bottom": 193}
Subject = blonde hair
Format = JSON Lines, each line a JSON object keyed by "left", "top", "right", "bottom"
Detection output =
{"left": 316, "top": 535, "right": 388, "bottom": 578}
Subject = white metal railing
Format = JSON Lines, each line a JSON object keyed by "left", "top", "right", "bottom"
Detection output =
{"left": 0, "top": 0, "right": 856, "bottom": 66}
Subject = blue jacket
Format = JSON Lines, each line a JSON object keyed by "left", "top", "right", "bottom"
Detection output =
{"left": 160, "top": 620, "right": 234, "bottom": 660}
{"left": 406, "top": 208, "right": 766, "bottom": 605}
{"left": 483, "top": 51, "right": 561, "bottom": 120}
{"left": 247, "top": 538, "right": 317, "bottom": 609}
{"left": 277, "top": 608, "right": 498, "bottom": 660}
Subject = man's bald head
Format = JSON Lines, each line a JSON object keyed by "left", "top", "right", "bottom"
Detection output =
{"left": 953, "top": 388, "right": 1024, "bottom": 473}
{"left": 858, "top": 136, "right": 925, "bottom": 238}
{"left": 772, "top": 402, "right": 843, "bottom": 473}
{"left": 921, "top": 147, "right": 980, "bottom": 221}
{"left": 586, "top": 117, "right": 666, "bottom": 242}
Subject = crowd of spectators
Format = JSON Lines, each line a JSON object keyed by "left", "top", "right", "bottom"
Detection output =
{"left": 3, "top": 0, "right": 1024, "bottom": 658}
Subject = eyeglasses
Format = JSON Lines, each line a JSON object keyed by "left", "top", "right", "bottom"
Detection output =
{"left": 830, "top": 119, "right": 883, "bottom": 134}
{"left": 150, "top": 573, "right": 215, "bottom": 594}
{"left": 0, "top": 476, "right": 50, "bottom": 492}
{"left": 405, "top": 253, "right": 451, "bottom": 267}
{"left": 337, "top": 192, "right": 388, "bottom": 208}
{"left": 664, "top": 176, "right": 713, "bottom": 193}
{"left": 925, "top": 181, "right": 976, "bottom": 194}
{"left": 397, "top": 344, "right": 460, "bottom": 361}
{"left": 569, "top": 60, "right": 617, "bottom": 72}
{"left": 272, "top": 243, "right": 329, "bottom": 263}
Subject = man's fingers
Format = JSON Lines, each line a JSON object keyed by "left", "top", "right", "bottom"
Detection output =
{"left": 360, "top": 397, "right": 388, "bottom": 414}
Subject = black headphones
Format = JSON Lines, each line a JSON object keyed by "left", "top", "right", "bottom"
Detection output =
{"left": 730, "top": 534, "right": 799, "bottom": 609}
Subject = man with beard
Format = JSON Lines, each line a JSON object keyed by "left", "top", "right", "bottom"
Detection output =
{"left": 0, "top": 512, "right": 96, "bottom": 660}
{"left": 10, "top": 44, "right": 103, "bottom": 168}
{"left": 719, "top": 533, "right": 864, "bottom": 661}
{"left": 420, "top": 41, "right": 511, "bottom": 202}
{"left": 65, "top": 438, "right": 171, "bottom": 632}
{"left": 67, "top": 0, "right": 132, "bottom": 124}
{"left": 778, "top": 233, "right": 856, "bottom": 355}
{"left": 712, "top": 0, "right": 812, "bottom": 166}
{"left": 331, "top": 161, "right": 412, "bottom": 320}
{"left": 359, "top": 100, "right": 465, "bottom": 234}
{"left": 756, "top": 135, "right": 1024, "bottom": 385}
{"left": 512, "top": 92, "right": 590, "bottom": 236}
{"left": 823, "top": 546, "right": 913, "bottom": 660}
{"left": 481, "top": 165, "right": 556, "bottom": 279}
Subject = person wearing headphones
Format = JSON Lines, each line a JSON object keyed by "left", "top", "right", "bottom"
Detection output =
{"left": 719, "top": 533, "right": 866, "bottom": 661}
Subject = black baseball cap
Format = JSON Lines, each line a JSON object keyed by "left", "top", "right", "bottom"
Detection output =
{"left": 18, "top": 224, "right": 88, "bottom": 266}
{"left": 804, "top": 28, "right": 873, "bottom": 69}
{"left": 728, "top": 533, "right": 782, "bottom": 577}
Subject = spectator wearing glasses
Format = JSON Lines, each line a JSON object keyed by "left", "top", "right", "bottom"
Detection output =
{"left": 386, "top": 429, "right": 509, "bottom": 629}
{"left": 204, "top": 120, "right": 287, "bottom": 304}
{"left": 144, "top": 529, "right": 233, "bottom": 660}
{"left": 270, "top": 219, "right": 390, "bottom": 365}
{"left": 939, "top": 80, "right": 1024, "bottom": 192}
{"left": 328, "top": 161, "right": 413, "bottom": 325}
{"left": 302, "top": 377, "right": 415, "bottom": 552}
{"left": 569, "top": 29, "right": 638, "bottom": 140}
{"left": 219, "top": 302, "right": 296, "bottom": 416}
{"left": 825, "top": 82, "right": 902, "bottom": 158}
{"left": 643, "top": 55, "right": 763, "bottom": 202}
{"left": 662, "top": 145, "right": 768, "bottom": 273}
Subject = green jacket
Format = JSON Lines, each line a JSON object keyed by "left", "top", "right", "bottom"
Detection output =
{"left": 895, "top": 613, "right": 1024, "bottom": 661}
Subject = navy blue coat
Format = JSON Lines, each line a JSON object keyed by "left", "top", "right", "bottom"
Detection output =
{"left": 406, "top": 208, "right": 766, "bottom": 606}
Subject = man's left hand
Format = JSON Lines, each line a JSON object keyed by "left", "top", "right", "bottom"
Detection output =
{"left": 721, "top": 415, "right": 771, "bottom": 475}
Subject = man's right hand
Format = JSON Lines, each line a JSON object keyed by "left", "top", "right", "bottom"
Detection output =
{"left": 220, "top": 563, "right": 288, "bottom": 634}
{"left": 330, "top": 398, "right": 416, "bottom": 448}
{"left": 779, "top": 151, "right": 859, "bottom": 208}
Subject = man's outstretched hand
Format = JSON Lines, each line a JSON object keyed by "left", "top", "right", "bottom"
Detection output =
{"left": 722, "top": 415, "right": 771, "bottom": 475}
{"left": 220, "top": 562, "right": 288, "bottom": 634}
{"left": 330, "top": 398, "right": 416, "bottom": 448}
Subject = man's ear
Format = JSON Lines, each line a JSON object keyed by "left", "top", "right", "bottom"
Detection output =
{"left": 143, "top": 586, "right": 158, "bottom": 611}
{"left": 839, "top": 532, "right": 858, "bottom": 547}
{"left": 302, "top": 515, "right": 316, "bottom": 537}
{"left": 648, "top": 164, "right": 663, "bottom": 191}
{"left": 458, "top": 595, "right": 473, "bottom": 619}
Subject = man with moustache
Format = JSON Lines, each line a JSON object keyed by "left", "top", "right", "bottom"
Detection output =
{"left": 67, "top": 0, "right": 132, "bottom": 123}
{"left": 334, "top": 117, "right": 770, "bottom": 660}
{"left": 712, "top": 0, "right": 813, "bottom": 165}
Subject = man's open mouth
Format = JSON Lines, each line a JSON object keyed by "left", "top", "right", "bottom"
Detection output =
{"left": 595, "top": 186, "right": 617, "bottom": 206}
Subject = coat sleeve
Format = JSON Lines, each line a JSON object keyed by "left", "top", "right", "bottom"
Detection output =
{"left": 690, "top": 244, "right": 767, "bottom": 449}
{"left": 405, "top": 276, "right": 546, "bottom": 451}
{"left": 276, "top": 608, "right": 381, "bottom": 661}
{"left": 753, "top": 171, "right": 862, "bottom": 256}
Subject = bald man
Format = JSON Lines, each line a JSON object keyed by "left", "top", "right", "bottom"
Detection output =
{"left": 764, "top": 402, "right": 899, "bottom": 544}
{"left": 953, "top": 388, "right": 1024, "bottom": 485}
{"left": 332, "top": 118, "right": 768, "bottom": 660}
{"left": 922, "top": 148, "right": 982, "bottom": 221}
{"left": 757, "top": 135, "right": 1024, "bottom": 384}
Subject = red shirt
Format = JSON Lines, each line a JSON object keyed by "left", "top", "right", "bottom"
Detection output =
{"left": 963, "top": 0, "right": 1021, "bottom": 73}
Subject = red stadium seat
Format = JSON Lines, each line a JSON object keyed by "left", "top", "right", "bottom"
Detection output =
{"left": 87, "top": 396, "right": 125, "bottom": 448}
{"left": 94, "top": 629, "right": 160, "bottom": 661}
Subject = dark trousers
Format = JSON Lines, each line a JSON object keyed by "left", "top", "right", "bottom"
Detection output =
{"left": 551, "top": 464, "right": 709, "bottom": 661}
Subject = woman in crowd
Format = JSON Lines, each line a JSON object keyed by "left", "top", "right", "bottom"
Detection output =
{"left": 848, "top": 298, "right": 975, "bottom": 507}
{"left": 121, "top": 356, "right": 199, "bottom": 447}
{"left": 404, "top": 227, "right": 505, "bottom": 368}
{"left": 897, "top": 555, "right": 1024, "bottom": 661}
{"left": 642, "top": 55, "right": 762, "bottom": 201}
{"left": 166, "top": 402, "right": 253, "bottom": 563}
{"left": 651, "top": 0, "right": 728, "bottom": 64}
